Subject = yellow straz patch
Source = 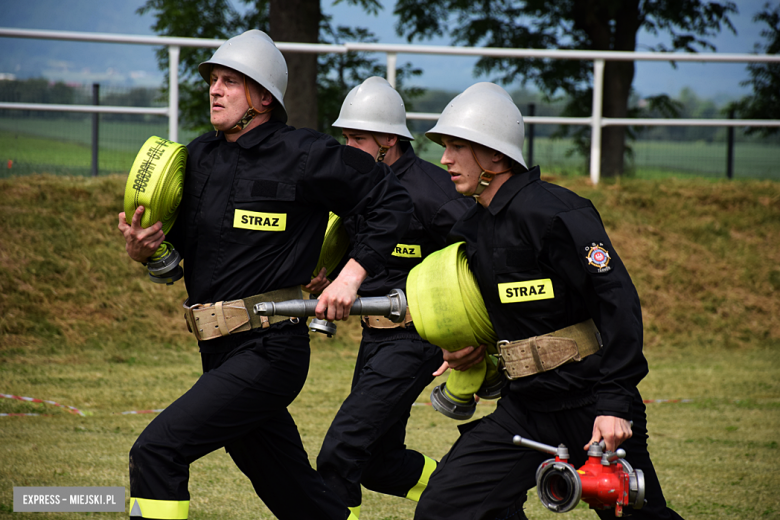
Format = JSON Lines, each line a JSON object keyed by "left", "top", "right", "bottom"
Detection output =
{"left": 392, "top": 244, "right": 422, "bottom": 258}
{"left": 498, "top": 279, "right": 554, "bottom": 303}
{"left": 233, "top": 210, "right": 287, "bottom": 231}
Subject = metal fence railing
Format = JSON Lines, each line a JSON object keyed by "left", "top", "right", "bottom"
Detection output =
{"left": 2, "top": 27, "right": 780, "bottom": 182}
{"left": 5, "top": 109, "right": 775, "bottom": 179}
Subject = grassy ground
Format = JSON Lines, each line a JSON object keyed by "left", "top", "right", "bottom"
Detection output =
{"left": 0, "top": 122, "right": 199, "bottom": 177}
{"left": 1, "top": 118, "right": 779, "bottom": 179}
{"left": 1, "top": 174, "right": 779, "bottom": 519}
{"left": 0, "top": 119, "right": 200, "bottom": 153}
{"left": 417, "top": 136, "right": 780, "bottom": 180}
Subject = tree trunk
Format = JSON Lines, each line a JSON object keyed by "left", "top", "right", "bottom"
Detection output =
{"left": 600, "top": 61, "right": 633, "bottom": 177}
{"left": 575, "top": 0, "right": 640, "bottom": 177}
{"left": 269, "top": 0, "right": 320, "bottom": 129}
{"left": 600, "top": 1, "right": 640, "bottom": 177}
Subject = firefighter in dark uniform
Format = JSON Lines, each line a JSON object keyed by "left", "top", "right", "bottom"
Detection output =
{"left": 117, "top": 31, "right": 412, "bottom": 520}
{"left": 311, "top": 77, "right": 473, "bottom": 518}
{"left": 413, "top": 82, "right": 684, "bottom": 520}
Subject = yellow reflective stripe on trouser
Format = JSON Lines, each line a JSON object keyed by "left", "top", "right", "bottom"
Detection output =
{"left": 129, "top": 497, "right": 189, "bottom": 519}
{"left": 348, "top": 505, "right": 361, "bottom": 519}
{"left": 405, "top": 455, "right": 437, "bottom": 502}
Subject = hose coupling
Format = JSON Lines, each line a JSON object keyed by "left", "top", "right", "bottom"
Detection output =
{"left": 147, "top": 242, "right": 183, "bottom": 285}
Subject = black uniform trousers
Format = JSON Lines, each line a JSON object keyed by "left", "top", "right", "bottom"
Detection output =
{"left": 129, "top": 321, "right": 349, "bottom": 520}
{"left": 317, "top": 325, "right": 443, "bottom": 507}
{"left": 414, "top": 389, "right": 684, "bottom": 520}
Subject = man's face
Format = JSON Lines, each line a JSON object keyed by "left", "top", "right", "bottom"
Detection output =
{"left": 209, "top": 65, "right": 250, "bottom": 131}
{"left": 342, "top": 129, "right": 391, "bottom": 159}
{"left": 441, "top": 136, "right": 483, "bottom": 196}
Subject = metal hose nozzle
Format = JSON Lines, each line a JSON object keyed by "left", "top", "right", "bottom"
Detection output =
{"left": 253, "top": 288, "right": 407, "bottom": 323}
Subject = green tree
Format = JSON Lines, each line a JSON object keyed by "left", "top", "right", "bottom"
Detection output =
{"left": 138, "top": 0, "right": 420, "bottom": 133}
{"left": 393, "top": 0, "right": 737, "bottom": 177}
{"left": 732, "top": 2, "right": 780, "bottom": 136}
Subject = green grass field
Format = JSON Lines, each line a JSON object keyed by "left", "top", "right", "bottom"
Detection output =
{"left": 1, "top": 174, "right": 779, "bottom": 519}
{"left": 418, "top": 137, "right": 780, "bottom": 180}
{"left": 1, "top": 117, "right": 779, "bottom": 180}
{"left": 0, "top": 119, "right": 199, "bottom": 177}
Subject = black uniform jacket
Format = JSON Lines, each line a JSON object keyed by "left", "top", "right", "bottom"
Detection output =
{"left": 450, "top": 168, "right": 648, "bottom": 419}
{"left": 166, "top": 120, "right": 413, "bottom": 311}
{"left": 344, "top": 141, "right": 474, "bottom": 297}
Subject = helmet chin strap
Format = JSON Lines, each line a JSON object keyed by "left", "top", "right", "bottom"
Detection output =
{"left": 371, "top": 134, "right": 390, "bottom": 162}
{"left": 469, "top": 145, "right": 512, "bottom": 199}
{"left": 218, "top": 75, "right": 273, "bottom": 135}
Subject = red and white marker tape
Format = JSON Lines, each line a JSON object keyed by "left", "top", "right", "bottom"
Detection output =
{"left": 119, "top": 409, "right": 166, "bottom": 415}
{"left": 1, "top": 392, "right": 698, "bottom": 417}
{"left": 1, "top": 393, "right": 85, "bottom": 416}
{"left": 412, "top": 398, "right": 695, "bottom": 407}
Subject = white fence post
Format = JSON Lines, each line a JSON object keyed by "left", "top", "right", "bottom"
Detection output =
{"left": 589, "top": 58, "right": 604, "bottom": 185}
{"left": 386, "top": 52, "right": 397, "bottom": 88}
{"left": 168, "top": 45, "right": 180, "bottom": 143}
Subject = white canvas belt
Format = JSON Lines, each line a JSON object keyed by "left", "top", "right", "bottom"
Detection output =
{"left": 496, "top": 319, "right": 602, "bottom": 379}
{"left": 361, "top": 308, "right": 413, "bottom": 329}
{"left": 183, "top": 286, "right": 302, "bottom": 341}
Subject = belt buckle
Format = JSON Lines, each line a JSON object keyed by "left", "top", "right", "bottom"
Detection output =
{"left": 495, "top": 339, "right": 521, "bottom": 381}
{"left": 182, "top": 301, "right": 206, "bottom": 341}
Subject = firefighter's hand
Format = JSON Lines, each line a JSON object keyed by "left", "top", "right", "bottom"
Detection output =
{"left": 433, "top": 345, "right": 487, "bottom": 376}
{"left": 585, "top": 416, "right": 633, "bottom": 452}
{"left": 305, "top": 267, "right": 331, "bottom": 294}
{"left": 316, "top": 259, "right": 366, "bottom": 321}
{"left": 118, "top": 206, "right": 164, "bottom": 263}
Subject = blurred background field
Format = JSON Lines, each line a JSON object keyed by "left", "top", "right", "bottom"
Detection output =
{"left": 0, "top": 173, "right": 778, "bottom": 519}
{"left": 3, "top": 115, "right": 778, "bottom": 181}
{"left": 2, "top": 83, "right": 779, "bottom": 180}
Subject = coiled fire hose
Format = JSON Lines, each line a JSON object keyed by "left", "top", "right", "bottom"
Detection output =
{"left": 312, "top": 212, "right": 349, "bottom": 279}
{"left": 123, "top": 136, "right": 188, "bottom": 284}
{"left": 406, "top": 242, "right": 504, "bottom": 417}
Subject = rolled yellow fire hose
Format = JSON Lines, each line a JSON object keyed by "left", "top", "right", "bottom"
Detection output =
{"left": 313, "top": 212, "right": 349, "bottom": 279}
{"left": 124, "top": 136, "right": 188, "bottom": 284}
{"left": 407, "top": 242, "right": 500, "bottom": 398}
{"left": 407, "top": 242, "right": 496, "bottom": 349}
{"left": 124, "top": 136, "right": 187, "bottom": 233}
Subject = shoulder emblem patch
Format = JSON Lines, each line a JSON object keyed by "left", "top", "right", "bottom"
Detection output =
{"left": 585, "top": 243, "right": 612, "bottom": 273}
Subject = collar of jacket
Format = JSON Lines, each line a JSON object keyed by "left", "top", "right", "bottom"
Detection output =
{"left": 387, "top": 140, "right": 416, "bottom": 178}
{"left": 210, "top": 119, "right": 287, "bottom": 149}
{"left": 487, "top": 166, "right": 542, "bottom": 216}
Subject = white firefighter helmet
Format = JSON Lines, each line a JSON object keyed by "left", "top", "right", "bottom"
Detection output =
{"left": 198, "top": 29, "right": 288, "bottom": 123}
{"left": 332, "top": 76, "right": 414, "bottom": 140}
{"left": 426, "top": 82, "right": 526, "bottom": 168}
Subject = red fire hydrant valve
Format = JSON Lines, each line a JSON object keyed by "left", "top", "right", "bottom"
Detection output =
{"left": 512, "top": 435, "right": 646, "bottom": 517}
